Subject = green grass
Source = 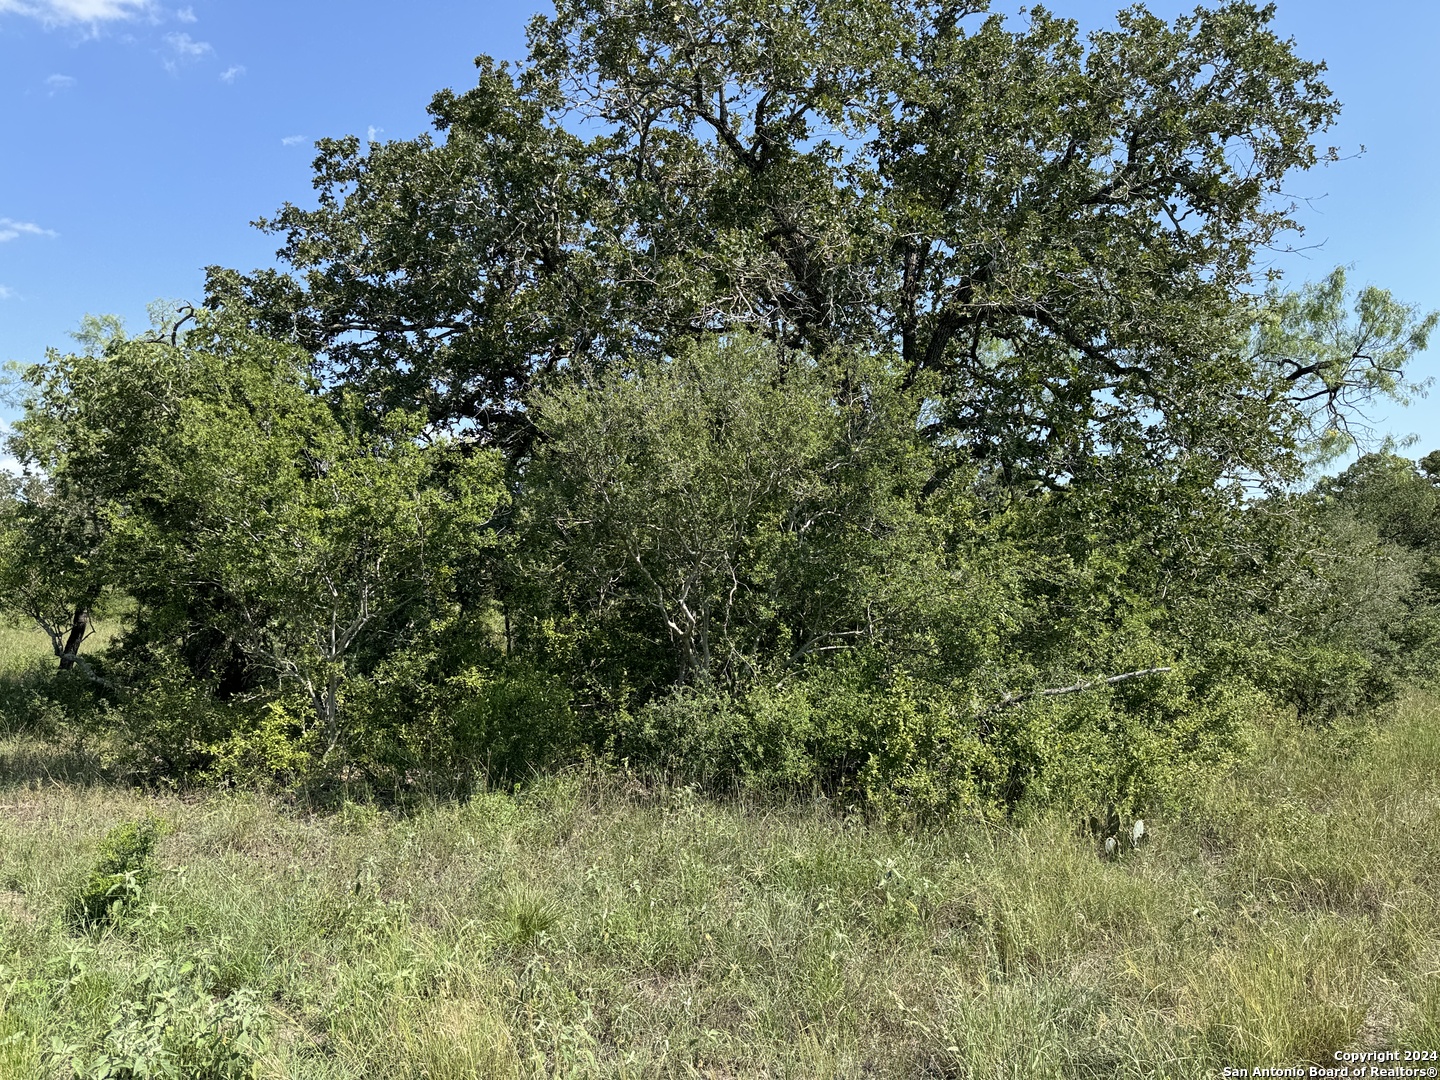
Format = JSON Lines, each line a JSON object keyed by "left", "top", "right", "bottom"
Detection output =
{"left": 2, "top": 626, "right": 1439, "bottom": 1077}
{"left": 0, "top": 623, "right": 55, "bottom": 667}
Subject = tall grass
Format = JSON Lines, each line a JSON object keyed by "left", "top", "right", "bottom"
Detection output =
{"left": 0, "top": 623, "right": 53, "bottom": 670}
{"left": 1, "top": 660, "right": 1437, "bottom": 1075}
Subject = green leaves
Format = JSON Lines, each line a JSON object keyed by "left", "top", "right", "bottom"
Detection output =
{"left": 216, "top": 0, "right": 1346, "bottom": 490}
{"left": 7, "top": 309, "right": 507, "bottom": 757}
{"left": 520, "top": 334, "right": 947, "bottom": 691}
{"left": 7, "top": 0, "right": 1434, "bottom": 813}
{"left": 65, "top": 816, "right": 164, "bottom": 932}
{"left": 1254, "top": 266, "right": 1438, "bottom": 463}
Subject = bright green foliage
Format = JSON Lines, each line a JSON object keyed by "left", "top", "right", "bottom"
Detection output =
{"left": 622, "top": 656, "right": 1256, "bottom": 821}
{"left": 6, "top": 310, "right": 507, "bottom": 777}
{"left": 1254, "top": 268, "right": 1438, "bottom": 462}
{"left": 198, "top": 699, "right": 318, "bottom": 789}
{"left": 65, "top": 816, "right": 164, "bottom": 931}
{"left": 50, "top": 959, "right": 269, "bottom": 1080}
{"left": 520, "top": 335, "right": 954, "bottom": 692}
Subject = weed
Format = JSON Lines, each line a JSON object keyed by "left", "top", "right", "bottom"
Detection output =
{"left": 497, "top": 887, "right": 565, "bottom": 949}
{"left": 65, "top": 816, "right": 165, "bottom": 931}
{"left": 49, "top": 958, "right": 269, "bottom": 1080}
{"left": 0, "top": 693, "right": 1437, "bottom": 1076}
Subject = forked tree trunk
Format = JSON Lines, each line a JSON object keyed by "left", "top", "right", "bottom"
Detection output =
{"left": 57, "top": 605, "right": 91, "bottom": 671}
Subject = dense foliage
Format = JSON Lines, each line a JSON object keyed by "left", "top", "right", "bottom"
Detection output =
{"left": 2, "top": 0, "right": 1437, "bottom": 819}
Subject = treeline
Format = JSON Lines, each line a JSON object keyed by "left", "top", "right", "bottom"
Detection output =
{"left": 1, "top": 0, "right": 1437, "bottom": 820}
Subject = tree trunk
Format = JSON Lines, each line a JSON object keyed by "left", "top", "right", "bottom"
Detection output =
{"left": 57, "top": 606, "right": 91, "bottom": 671}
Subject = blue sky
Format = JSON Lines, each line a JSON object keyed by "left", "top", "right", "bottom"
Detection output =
{"left": 2, "top": 0, "right": 1437, "bottom": 456}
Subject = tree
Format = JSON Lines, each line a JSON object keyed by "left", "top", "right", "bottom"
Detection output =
{"left": 214, "top": 0, "right": 1346, "bottom": 487}
{"left": 1253, "top": 269, "right": 1437, "bottom": 463}
{"left": 0, "top": 316, "right": 131, "bottom": 671}
{"left": 519, "top": 334, "right": 958, "bottom": 693}
{"left": 11, "top": 0, "right": 1432, "bottom": 808}
{"left": 7, "top": 310, "right": 506, "bottom": 753}
{"left": 0, "top": 472, "right": 108, "bottom": 668}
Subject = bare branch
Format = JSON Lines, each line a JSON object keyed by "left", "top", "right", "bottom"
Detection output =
{"left": 981, "top": 666, "right": 1174, "bottom": 717}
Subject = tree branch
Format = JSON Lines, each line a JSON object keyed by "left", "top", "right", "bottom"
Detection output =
{"left": 981, "top": 666, "right": 1173, "bottom": 718}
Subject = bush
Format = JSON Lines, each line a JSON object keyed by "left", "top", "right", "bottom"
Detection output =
{"left": 447, "top": 664, "right": 578, "bottom": 785}
{"left": 0, "top": 660, "right": 111, "bottom": 741}
{"left": 619, "top": 658, "right": 1258, "bottom": 823}
{"left": 66, "top": 816, "right": 165, "bottom": 931}
{"left": 200, "top": 698, "right": 317, "bottom": 789}
{"left": 326, "top": 640, "right": 580, "bottom": 796}
{"left": 619, "top": 667, "right": 999, "bottom": 820}
{"left": 1263, "top": 510, "right": 1427, "bottom": 725}
{"left": 51, "top": 958, "right": 269, "bottom": 1080}
{"left": 1005, "top": 670, "right": 1259, "bottom": 821}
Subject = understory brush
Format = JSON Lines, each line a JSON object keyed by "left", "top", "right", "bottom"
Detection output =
{"left": 622, "top": 660, "right": 1259, "bottom": 826}
{"left": 3, "top": 619, "right": 1256, "bottom": 827}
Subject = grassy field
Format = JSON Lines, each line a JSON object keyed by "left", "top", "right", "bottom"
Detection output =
{"left": 2, "top": 625, "right": 1439, "bottom": 1078}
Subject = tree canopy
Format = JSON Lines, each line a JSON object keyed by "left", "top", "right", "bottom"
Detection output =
{"left": 211, "top": 0, "right": 1382, "bottom": 484}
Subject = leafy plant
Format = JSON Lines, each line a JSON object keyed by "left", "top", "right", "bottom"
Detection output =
{"left": 51, "top": 959, "right": 268, "bottom": 1080}
{"left": 66, "top": 816, "right": 164, "bottom": 931}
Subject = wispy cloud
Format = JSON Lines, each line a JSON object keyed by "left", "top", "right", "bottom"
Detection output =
{"left": 367, "top": 125, "right": 383, "bottom": 144}
{"left": 163, "top": 29, "right": 208, "bottom": 56}
{"left": 45, "top": 73, "right": 76, "bottom": 93}
{"left": 159, "top": 28, "right": 209, "bottom": 72}
{"left": 280, "top": 134, "right": 306, "bottom": 147}
{"left": 174, "top": 4, "right": 193, "bottom": 21}
{"left": 0, "top": 285, "right": 13, "bottom": 300}
{"left": 218, "top": 64, "right": 244, "bottom": 83}
{"left": 0, "top": 218, "right": 57, "bottom": 243}
{"left": 0, "top": 0, "right": 154, "bottom": 25}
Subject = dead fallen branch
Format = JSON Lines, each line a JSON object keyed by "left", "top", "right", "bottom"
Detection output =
{"left": 980, "top": 666, "right": 1174, "bottom": 720}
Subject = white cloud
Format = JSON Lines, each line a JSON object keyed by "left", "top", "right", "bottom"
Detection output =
{"left": 45, "top": 73, "right": 76, "bottom": 93}
{"left": 0, "top": 218, "right": 57, "bottom": 242}
{"left": 163, "top": 29, "right": 208, "bottom": 56}
{"left": 174, "top": 4, "right": 193, "bottom": 21}
{"left": 367, "top": 125, "right": 383, "bottom": 144}
{"left": 0, "top": 0, "right": 153, "bottom": 25}
{"left": 0, "top": 285, "right": 13, "bottom": 300}
{"left": 218, "top": 63, "right": 244, "bottom": 83}
{"left": 280, "top": 134, "right": 305, "bottom": 147}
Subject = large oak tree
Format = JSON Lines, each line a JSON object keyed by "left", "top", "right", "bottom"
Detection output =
{"left": 212, "top": 0, "right": 1367, "bottom": 488}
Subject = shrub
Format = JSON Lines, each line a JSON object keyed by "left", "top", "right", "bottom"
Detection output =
{"left": 0, "top": 659, "right": 111, "bottom": 741}
{"left": 619, "top": 667, "right": 999, "bottom": 820}
{"left": 447, "top": 664, "right": 578, "bottom": 785}
{"left": 619, "top": 657, "right": 1257, "bottom": 823}
{"left": 76, "top": 649, "right": 254, "bottom": 781}
{"left": 51, "top": 958, "right": 269, "bottom": 1080}
{"left": 201, "top": 698, "right": 317, "bottom": 788}
{"left": 66, "top": 816, "right": 165, "bottom": 931}
{"left": 1006, "top": 670, "right": 1259, "bottom": 820}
